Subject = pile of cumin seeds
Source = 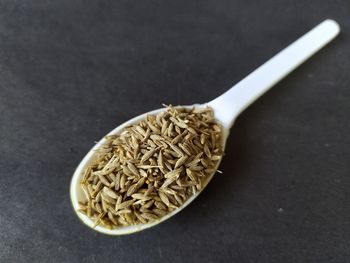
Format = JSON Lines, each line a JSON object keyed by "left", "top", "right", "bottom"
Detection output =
{"left": 78, "top": 105, "right": 223, "bottom": 229}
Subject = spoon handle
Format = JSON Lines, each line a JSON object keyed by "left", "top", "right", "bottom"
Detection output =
{"left": 208, "top": 19, "right": 340, "bottom": 129}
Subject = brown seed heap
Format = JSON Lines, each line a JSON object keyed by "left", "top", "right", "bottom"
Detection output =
{"left": 78, "top": 106, "right": 223, "bottom": 229}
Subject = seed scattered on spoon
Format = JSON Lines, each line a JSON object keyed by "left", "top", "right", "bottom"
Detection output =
{"left": 77, "top": 105, "right": 223, "bottom": 229}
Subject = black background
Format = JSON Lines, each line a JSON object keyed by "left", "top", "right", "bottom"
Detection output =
{"left": 0, "top": 1, "right": 349, "bottom": 262}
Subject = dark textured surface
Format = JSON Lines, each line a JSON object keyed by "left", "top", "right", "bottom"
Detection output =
{"left": 0, "top": 1, "right": 349, "bottom": 262}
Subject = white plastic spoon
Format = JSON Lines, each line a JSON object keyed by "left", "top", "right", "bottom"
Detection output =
{"left": 70, "top": 19, "right": 340, "bottom": 235}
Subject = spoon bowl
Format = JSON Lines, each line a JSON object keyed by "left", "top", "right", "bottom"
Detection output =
{"left": 70, "top": 19, "right": 339, "bottom": 235}
{"left": 70, "top": 105, "right": 230, "bottom": 235}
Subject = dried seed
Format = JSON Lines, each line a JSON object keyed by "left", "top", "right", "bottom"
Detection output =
{"left": 150, "top": 134, "right": 164, "bottom": 141}
{"left": 186, "top": 168, "right": 197, "bottom": 182}
{"left": 101, "top": 192, "right": 116, "bottom": 204}
{"left": 213, "top": 125, "right": 221, "bottom": 132}
{"left": 200, "top": 133, "right": 207, "bottom": 144}
{"left": 164, "top": 161, "right": 173, "bottom": 172}
{"left": 86, "top": 201, "right": 92, "bottom": 217}
{"left": 200, "top": 158, "right": 209, "bottom": 168}
{"left": 211, "top": 155, "right": 222, "bottom": 161}
{"left": 205, "top": 168, "right": 216, "bottom": 174}
{"left": 203, "top": 144, "right": 211, "bottom": 158}
{"left": 108, "top": 211, "right": 118, "bottom": 226}
{"left": 135, "top": 126, "right": 146, "bottom": 136}
{"left": 95, "top": 191, "right": 102, "bottom": 202}
{"left": 170, "top": 116, "right": 188, "bottom": 128}
{"left": 131, "top": 193, "right": 146, "bottom": 200}
{"left": 164, "top": 148, "right": 178, "bottom": 158}
{"left": 114, "top": 172, "right": 120, "bottom": 191}
{"left": 127, "top": 162, "right": 140, "bottom": 176}
{"left": 156, "top": 112, "right": 163, "bottom": 126}
{"left": 167, "top": 122, "right": 174, "bottom": 137}
{"left": 139, "top": 169, "right": 148, "bottom": 177}
{"left": 120, "top": 174, "right": 126, "bottom": 189}
{"left": 126, "top": 183, "right": 138, "bottom": 197}
{"left": 175, "top": 155, "right": 188, "bottom": 168}
{"left": 161, "top": 120, "right": 168, "bottom": 135}
{"left": 186, "top": 153, "right": 203, "bottom": 167}
{"left": 92, "top": 174, "right": 98, "bottom": 185}
{"left": 115, "top": 199, "right": 134, "bottom": 210}
{"left": 141, "top": 213, "right": 158, "bottom": 221}
{"left": 103, "top": 186, "right": 118, "bottom": 199}
{"left": 140, "top": 148, "right": 156, "bottom": 163}
{"left": 117, "top": 209, "right": 132, "bottom": 215}
{"left": 130, "top": 134, "right": 139, "bottom": 149}
{"left": 106, "top": 173, "right": 116, "bottom": 184}
{"left": 134, "top": 211, "right": 147, "bottom": 224}
{"left": 163, "top": 168, "right": 181, "bottom": 179}
{"left": 149, "top": 157, "right": 157, "bottom": 166}
{"left": 147, "top": 139, "right": 157, "bottom": 148}
{"left": 191, "top": 165, "right": 204, "bottom": 171}
{"left": 95, "top": 202, "right": 102, "bottom": 213}
{"left": 122, "top": 165, "right": 133, "bottom": 177}
{"left": 116, "top": 195, "right": 122, "bottom": 205}
{"left": 154, "top": 201, "right": 167, "bottom": 210}
{"left": 174, "top": 193, "right": 183, "bottom": 205}
{"left": 143, "top": 200, "right": 155, "bottom": 209}
{"left": 161, "top": 176, "right": 177, "bottom": 189}
{"left": 147, "top": 121, "right": 161, "bottom": 134}
{"left": 130, "top": 128, "right": 143, "bottom": 140}
{"left": 158, "top": 191, "right": 170, "bottom": 207}
{"left": 142, "top": 128, "right": 151, "bottom": 141}
{"left": 92, "top": 212, "right": 106, "bottom": 228}
{"left": 153, "top": 208, "right": 167, "bottom": 216}
{"left": 144, "top": 186, "right": 155, "bottom": 196}
{"left": 98, "top": 174, "right": 110, "bottom": 186}
{"left": 193, "top": 107, "right": 211, "bottom": 114}
{"left": 81, "top": 184, "right": 91, "bottom": 201}
{"left": 81, "top": 167, "right": 91, "bottom": 183}
{"left": 179, "top": 143, "right": 192, "bottom": 155}
{"left": 117, "top": 216, "right": 128, "bottom": 226}
{"left": 175, "top": 125, "right": 181, "bottom": 135}
{"left": 168, "top": 144, "right": 184, "bottom": 157}
{"left": 137, "top": 165, "right": 160, "bottom": 169}
{"left": 187, "top": 126, "right": 197, "bottom": 135}
{"left": 139, "top": 207, "right": 152, "bottom": 213}
{"left": 192, "top": 185, "right": 196, "bottom": 195}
